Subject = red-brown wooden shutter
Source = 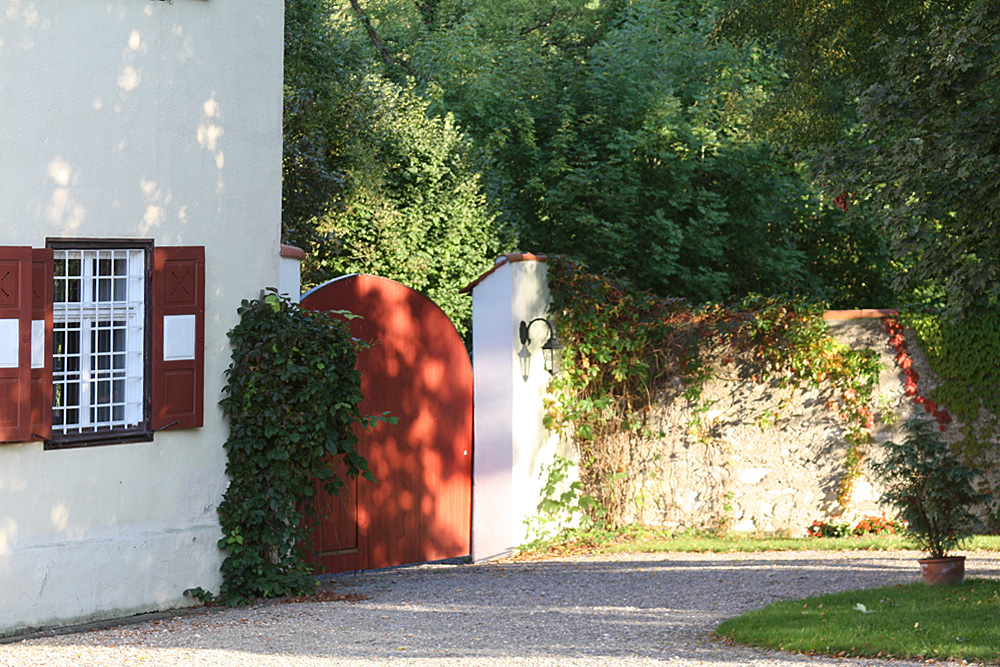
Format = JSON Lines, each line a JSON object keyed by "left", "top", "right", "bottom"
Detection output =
{"left": 151, "top": 246, "right": 205, "bottom": 430}
{"left": 0, "top": 246, "right": 32, "bottom": 443}
{"left": 30, "top": 248, "right": 53, "bottom": 440}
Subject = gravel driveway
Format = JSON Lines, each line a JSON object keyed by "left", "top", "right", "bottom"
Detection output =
{"left": 4, "top": 550, "right": 999, "bottom": 666}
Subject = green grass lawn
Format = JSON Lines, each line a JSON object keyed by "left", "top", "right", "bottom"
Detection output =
{"left": 715, "top": 578, "right": 1000, "bottom": 663}
{"left": 520, "top": 530, "right": 1000, "bottom": 663}
{"left": 521, "top": 527, "right": 1000, "bottom": 556}
{"left": 603, "top": 531, "right": 915, "bottom": 553}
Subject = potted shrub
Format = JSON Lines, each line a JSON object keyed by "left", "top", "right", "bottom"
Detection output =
{"left": 871, "top": 416, "right": 990, "bottom": 585}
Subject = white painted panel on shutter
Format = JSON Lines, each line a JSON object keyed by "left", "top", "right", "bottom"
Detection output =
{"left": 0, "top": 319, "right": 18, "bottom": 368}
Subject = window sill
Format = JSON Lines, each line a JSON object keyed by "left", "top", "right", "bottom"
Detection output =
{"left": 44, "top": 429, "right": 154, "bottom": 450}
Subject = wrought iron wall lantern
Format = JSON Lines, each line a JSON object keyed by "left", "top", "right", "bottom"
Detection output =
{"left": 518, "top": 317, "right": 563, "bottom": 380}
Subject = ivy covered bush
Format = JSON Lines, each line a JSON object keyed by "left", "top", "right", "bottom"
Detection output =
{"left": 215, "top": 292, "right": 375, "bottom": 605}
{"left": 899, "top": 308, "right": 1000, "bottom": 461}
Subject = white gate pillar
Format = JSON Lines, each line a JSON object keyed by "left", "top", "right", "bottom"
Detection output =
{"left": 278, "top": 244, "right": 305, "bottom": 303}
{"left": 463, "top": 253, "right": 562, "bottom": 561}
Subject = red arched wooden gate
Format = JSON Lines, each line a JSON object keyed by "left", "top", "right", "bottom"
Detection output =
{"left": 301, "top": 275, "right": 472, "bottom": 573}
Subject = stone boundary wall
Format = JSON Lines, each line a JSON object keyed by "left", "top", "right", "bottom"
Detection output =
{"left": 620, "top": 316, "right": 998, "bottom": 535}
{"left": 465, "top": 253, "right": 1000, "bottom": 549}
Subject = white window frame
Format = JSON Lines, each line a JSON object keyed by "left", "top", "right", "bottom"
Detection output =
{"left": 50, "top": 243, "right": 151, "bottom": 443}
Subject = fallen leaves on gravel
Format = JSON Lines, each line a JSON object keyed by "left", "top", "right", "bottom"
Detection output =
{"left": 270, "top": 589, "right": 369, "bottom": 605}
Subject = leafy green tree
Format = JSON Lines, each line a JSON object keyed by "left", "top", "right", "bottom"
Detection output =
{"left": 716, "top": 0, "right": 947, "bottom": 148}
{"left": 305, "top": 74, "right": 500, "bottom": 334}
{"left": 819, "top": 3, "right": 1000, "bottom": 313}
{"left": 282, "top": 0, "right": 501, "bottom": 333}
{"left": 282, "top": 0, "right": 357, "bottom": 247}
{"left": 721, "top": 0, "right": 1000, "bottom": 313}
{"left": 390, "top": 0, "right": 895, "bottom": 305}
{"left": 313, "top": 0, "right": 897, "bottom": 308}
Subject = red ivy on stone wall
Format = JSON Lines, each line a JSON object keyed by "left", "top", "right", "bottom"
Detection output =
{"left": 882, "top": 316, "right": 953, "bottom": 431}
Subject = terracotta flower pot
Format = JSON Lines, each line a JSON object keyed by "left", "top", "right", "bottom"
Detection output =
{"left": 918, "top": 556, "right": 966, "bottom": 585}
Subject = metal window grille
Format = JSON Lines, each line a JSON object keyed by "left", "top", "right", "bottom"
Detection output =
{"left": 52, "top": 249, "right": 145, "bottom": 435}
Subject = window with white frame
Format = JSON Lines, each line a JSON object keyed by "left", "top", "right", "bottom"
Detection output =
{"left": 52, "top": 247, "right": 148, "bottom": 438}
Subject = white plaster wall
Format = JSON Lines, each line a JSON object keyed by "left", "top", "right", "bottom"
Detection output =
{"left": 279, "top": 254, "right": 303, "bottom": 303}
{"left": 509, "top": 261, "right": 563, "bottom": 547}
{"left": 471, "top": 258, "right": 561, "bottom": 560}
{"left": 0, "top": 0, "right": 283, "bottom": 636}
{"left": 471, "top": 260, "right": 515, "bottom": 561}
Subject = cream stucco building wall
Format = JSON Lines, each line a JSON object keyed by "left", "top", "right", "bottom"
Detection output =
{"left": 0, "top": 0, "right": 283, "bottom": 635}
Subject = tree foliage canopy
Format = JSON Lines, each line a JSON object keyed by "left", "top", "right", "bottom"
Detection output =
{"left": 282, "top": 0, "right": 903, "bottom": 315}
{"left": 722, "top": 0, "right": 1000, "bottom": 313}
{"left": 339, "top": 0, "right": 896, "bottom": 306}
{"left": 282, "top": 0, "right": 501, "bottom": 333}
{"left": 717, "top": 0, "right": 938, "bottom": 147}
{"left": 824, "top": 3, "right": 1000, "bottom": 312}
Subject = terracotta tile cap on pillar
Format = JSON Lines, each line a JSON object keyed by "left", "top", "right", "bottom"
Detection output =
{"left": 822, "top": 308, "right": 898, "bottom": 320}
{"left": 279, "top": 244, "right": 306, "bottom": 260}
{"left": 460, "top": 253, "right": 548, "bottom": 294}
